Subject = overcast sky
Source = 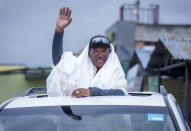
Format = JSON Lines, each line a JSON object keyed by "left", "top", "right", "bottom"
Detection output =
{"left": 0, "top": 0, "right": 191, "bottom": 67}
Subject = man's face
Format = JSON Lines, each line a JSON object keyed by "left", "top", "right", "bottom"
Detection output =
{"left": 89, "top": 47, "right": 110, "bottom": 69}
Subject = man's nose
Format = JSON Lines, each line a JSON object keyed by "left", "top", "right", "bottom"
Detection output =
{"left": 97, "top": 52, "right": 104, "bottom": 57}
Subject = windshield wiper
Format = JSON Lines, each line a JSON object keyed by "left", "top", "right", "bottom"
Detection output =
{"left": 61, "top": 106, "right": 82, "bottom": 121}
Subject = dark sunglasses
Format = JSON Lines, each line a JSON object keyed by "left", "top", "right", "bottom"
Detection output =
{"left": 89, "top": 35, "right": 110, "bottom": 48}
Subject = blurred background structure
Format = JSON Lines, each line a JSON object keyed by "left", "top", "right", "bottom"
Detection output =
{"left": 0, "top": 65, "right": 50, "bottom": 103}
{"left": 105, "top": 0, "right": 191, "bottom": 125}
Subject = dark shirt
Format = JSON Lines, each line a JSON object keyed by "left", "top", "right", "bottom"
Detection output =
{"left": 52, "top": 31, "right": 125, "bottom": 96}
{"left": 52, "top": 31, "right": 64, "bottom": 65}
{"left": 89, "top": 87, "right": 124, "bottom": 96}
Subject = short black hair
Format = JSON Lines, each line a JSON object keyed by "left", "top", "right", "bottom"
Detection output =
{"left": 89, "top": 35, "right": 110, "bottom": 49}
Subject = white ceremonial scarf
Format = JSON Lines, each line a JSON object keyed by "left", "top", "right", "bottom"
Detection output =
{"left": 46, "top": 43, "right": 128, "bottom": 96}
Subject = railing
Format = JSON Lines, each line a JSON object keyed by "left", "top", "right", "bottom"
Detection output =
{"left": 120, "top": 2, "right": 159, "bottom": 24}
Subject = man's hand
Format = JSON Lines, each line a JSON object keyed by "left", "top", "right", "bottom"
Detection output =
{"left": 56, "top": 7, "right": 72, "bottom": 33}
{"left": 72, "top": 88, "right": 90, "bottom": 98}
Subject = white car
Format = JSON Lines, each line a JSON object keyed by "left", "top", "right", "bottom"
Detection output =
{"left": 0, "top": 87, "right": 190, "bottom": 131}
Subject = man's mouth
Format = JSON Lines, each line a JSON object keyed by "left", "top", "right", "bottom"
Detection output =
{"left": 96, "top": 58, "right": 105, "bottom": 63}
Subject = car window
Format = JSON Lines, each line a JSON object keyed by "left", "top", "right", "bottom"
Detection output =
{"left": 0, "top": 105, "right": 176, "bottom": 131}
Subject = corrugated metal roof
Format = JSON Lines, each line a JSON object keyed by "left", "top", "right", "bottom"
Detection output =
{"left": 129, "top": 37, "right": 191, "bottom": 70}
{"left": 160, "top": 37, "right": 191, "bottom": 60}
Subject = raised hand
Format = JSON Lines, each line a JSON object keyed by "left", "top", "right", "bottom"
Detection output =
{"left": 56, "top": 7, "right": 72, "bottom": 33}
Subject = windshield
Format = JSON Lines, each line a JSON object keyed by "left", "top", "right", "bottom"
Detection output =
{"left": 0, "top": 105, "right": 176, "bottom": 131}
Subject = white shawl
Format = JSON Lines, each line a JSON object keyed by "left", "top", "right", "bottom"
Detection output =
{"left": 46, "top": 43, "right": 128, "bottom": 96}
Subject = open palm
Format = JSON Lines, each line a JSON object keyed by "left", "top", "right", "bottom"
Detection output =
{"left": 56, "top": 7, "right": 72, "bottom": 33}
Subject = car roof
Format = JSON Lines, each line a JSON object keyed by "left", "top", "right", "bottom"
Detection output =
{"left": 2, "top": 92, "right": 166, "bottom": 109}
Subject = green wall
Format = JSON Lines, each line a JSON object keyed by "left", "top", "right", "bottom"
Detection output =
{"left": 143, "top": 77, "right": 191, "bottom": 111}
{"left": 0, "top": 73, "right": 46, "bottom": 104}
{"left": 161, "top": 79, "right": 185, "bottom": 107}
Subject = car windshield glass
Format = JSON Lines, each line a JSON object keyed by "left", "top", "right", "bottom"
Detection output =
{"left": 0, "top": 105, "right": 176, "bottom": 131}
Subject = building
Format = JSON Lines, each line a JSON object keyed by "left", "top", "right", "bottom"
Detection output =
{"left": 106, "top": 1, "right": 191, "bottom": 63}
{"left": 105, "top": 1, "right": 191, "bottom": 124}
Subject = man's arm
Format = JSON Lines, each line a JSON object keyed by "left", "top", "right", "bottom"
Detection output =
{"left": 72, "top": 87, "right": 125, "bottom": 97}
{"left": 52, "top": 31, "right": 63, "bottom": 65}
{"left": 52, "top": 7, "right": 72, "bottom": 65}
{"left": 89, "top": 87, "right": 125, "bottom": 96}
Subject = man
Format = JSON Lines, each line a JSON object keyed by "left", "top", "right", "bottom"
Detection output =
{"left": 47, "top": 7, "right": 128, "bottom": 97}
